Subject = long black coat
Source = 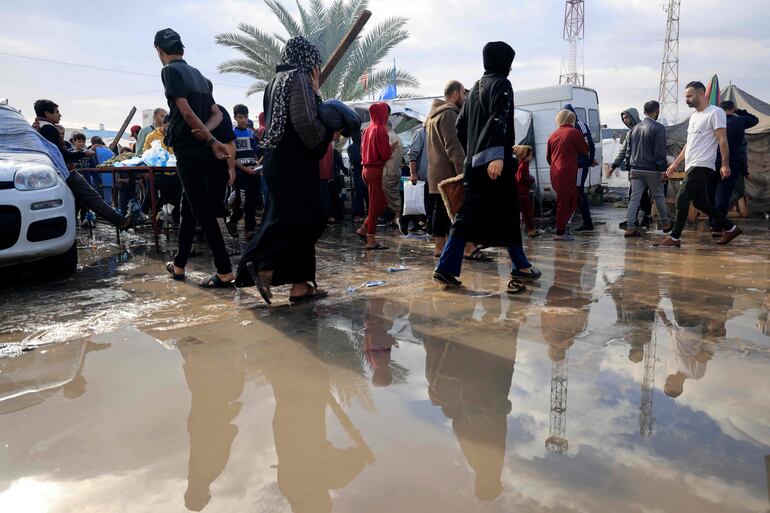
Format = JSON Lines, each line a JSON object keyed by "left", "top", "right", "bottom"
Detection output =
{"left": 235, "top": 73, "right": 332, "bottom": 287}
{"left": 451, "top": 74, "right": 522, "bottom": 248}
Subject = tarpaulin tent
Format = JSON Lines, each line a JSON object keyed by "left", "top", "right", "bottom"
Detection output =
{"left": 666, "top": 84, "right": 770, "bottom": 215}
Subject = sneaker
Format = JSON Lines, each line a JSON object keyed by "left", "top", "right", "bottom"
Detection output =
{"left": 396, "top": 216, "right": 409, "bottom": 236}
{"left": 433, "top": 268, "right": 462, "bottom": 288}
{"left": 653, "top": 236, "right": 681, "bottom": 248}
{"left": 619, "top": 221, "right": 628, "bottom": 230}
{"left": 575, "top": 225, "right": 594, "bottom": 232}
{"left": 716, "top": 226, "right": 742, "bottom": 245}
{"left": 553, "top": 233, "right": 575, "bottom": 241}
{"left": 511, "top": 268, "right": 542, "bottom": 282}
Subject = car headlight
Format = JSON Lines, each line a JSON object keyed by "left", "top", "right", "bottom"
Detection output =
{"left": 14, "top": 164, "right": 58, "bottom": 190}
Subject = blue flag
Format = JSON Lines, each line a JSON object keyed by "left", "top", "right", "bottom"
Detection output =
{"left": 379, "top": 63, "right": 397, "bottom": 100}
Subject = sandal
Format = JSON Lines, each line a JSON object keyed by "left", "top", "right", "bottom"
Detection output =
{"left": 506, "top": 279, "right": 527, "bottom": 294}
{"left": 464, "top": 248, "right": 494, "bottom": 262}
{"left": 166, "top": 262, "right": 185, "bottom": 281}
{"left": 246, "top": 262, "right": 272, "bottom": 305}
{"left": 289, "top": 283, "right": 328, "bottom": 304}
{"left": 355, "top": 231, "right": 368, "bottom": 243}
{"left": 199, "top": 274, "right": 235, "bottom": 289}
{"left": 365, "top": 243, "right": 388, "bottom": 251}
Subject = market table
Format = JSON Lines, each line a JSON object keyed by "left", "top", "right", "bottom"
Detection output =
{"left": 79, "top": 166, "right": 176, "bottom": 248}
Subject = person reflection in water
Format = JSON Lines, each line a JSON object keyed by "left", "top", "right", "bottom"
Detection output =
{"left": 178, "top": 336, "right": 246, "bottom": 512}
{"left": 541, "top": 247, "right": 593, "bottom": 362}
{"left": 424, "top": 331, "right": 517, "bottom": 501}
{"left": 257, "top": 329, "right": 373, "bottom": 513}
{"left": 363, "top": 298, "right": 398, "bottom": 387}
{"left": 659, "top": 274, "right": 733, "bottom": 398}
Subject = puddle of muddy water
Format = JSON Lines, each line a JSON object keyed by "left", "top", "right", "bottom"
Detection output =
{"left": 1, "top": 209, "right": 770, "bottom": 513}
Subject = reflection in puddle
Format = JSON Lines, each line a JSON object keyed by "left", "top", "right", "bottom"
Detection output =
{"left": 1, "top": 211, "right": 770, "bottom": 512}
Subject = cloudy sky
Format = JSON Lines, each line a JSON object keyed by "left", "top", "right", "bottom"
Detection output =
{"left": 1, "top": 0, "right": 768, "bottom": 130}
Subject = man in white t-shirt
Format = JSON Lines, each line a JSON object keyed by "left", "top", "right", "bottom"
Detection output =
{"left": 655, "top": 81, "right": 742, "bottom": 248}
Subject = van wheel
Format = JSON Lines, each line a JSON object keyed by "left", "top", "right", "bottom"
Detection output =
{"left": 45, "top": 241, "right": 78, "bottom": 274}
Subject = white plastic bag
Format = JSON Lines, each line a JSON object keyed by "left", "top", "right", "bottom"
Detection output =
{"left": 403, "top": 180, "right": 426, "bottom": 216}
{"left": 142, "top": 139, "right": 170, "bottom": 167}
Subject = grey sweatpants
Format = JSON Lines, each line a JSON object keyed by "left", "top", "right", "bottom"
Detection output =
{"left": 627, "top": 170, "right": 670, "bottom": 229}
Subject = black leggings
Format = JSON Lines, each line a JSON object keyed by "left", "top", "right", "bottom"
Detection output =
{"left": 174, "top": 153, "right": 232, "bottom": 275}
{"left": 430, "top": 193, "right": 451, "bottom": 237}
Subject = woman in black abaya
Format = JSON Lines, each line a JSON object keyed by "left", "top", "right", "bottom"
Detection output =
{"left": 433, "top": 42, "right": 541, "bottom": 293}
{"left": 235, "top": 37, "right": 335, "bottom": 304}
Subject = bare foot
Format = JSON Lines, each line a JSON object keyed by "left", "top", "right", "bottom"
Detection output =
{"left": 290, "top": 282, "right": 312, "bottom": 297}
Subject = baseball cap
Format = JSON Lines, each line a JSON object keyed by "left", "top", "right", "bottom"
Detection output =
{"left": 154, "top": 28, "right": 184, "bottom": 51}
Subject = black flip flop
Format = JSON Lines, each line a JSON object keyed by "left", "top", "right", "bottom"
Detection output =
{"left": 166, "top": 262, "right": 185, "bottom": 281}
{"left": 289, "top": 286, "right": 328, "bottom": 304}
{"left": 365, "top": 244, "right": 388, "bottom": 251}
{"left": 506, "top": 279, "right": 527, "bottom": 294}
{"left": 199, "top": 274, "right": 235, "bottom": 289}
{"left": 246, "top": 261, "right": 272, "bottom": 305}
{"left": 464, "top": 248, "right": 493, "bottom": 262}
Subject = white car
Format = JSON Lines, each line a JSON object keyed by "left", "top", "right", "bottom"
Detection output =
{"left": 0, "top": 104, "right": 77, "bottom": 273}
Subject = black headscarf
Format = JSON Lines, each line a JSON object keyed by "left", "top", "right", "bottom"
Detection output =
{"left": 261, "top": 36, "right": 323, "bottom": 149}
{"left": 482, "top": 42, "right": 515, "bottom": 77}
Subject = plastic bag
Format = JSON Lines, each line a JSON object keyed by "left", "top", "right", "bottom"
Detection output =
{"left": 403, "top": 180, "right": 426, "bottom": 216}
{"left": 142, "top": 139, "right": 170, "bottom": 167}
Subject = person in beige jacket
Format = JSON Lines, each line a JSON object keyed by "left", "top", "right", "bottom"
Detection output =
{"left": 383, "top": 121, "right": 404, "bottom": 228}
{"left": 426, "top": 81, "right": 483, "bottom": 259}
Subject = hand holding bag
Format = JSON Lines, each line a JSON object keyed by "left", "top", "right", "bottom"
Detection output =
{"left": 403, "top": 180, "right": 426, "bottom": 216}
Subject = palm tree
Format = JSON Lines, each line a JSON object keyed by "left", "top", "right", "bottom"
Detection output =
{"left": 215, "top": 0, "right": 419, "bottom": 101}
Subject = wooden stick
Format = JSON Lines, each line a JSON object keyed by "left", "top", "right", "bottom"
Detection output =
{"left": 109, "top": 106, "right": 137, "bottom": 152}
{"left": 319, "top": 9, "right": 372, "bottom": 86}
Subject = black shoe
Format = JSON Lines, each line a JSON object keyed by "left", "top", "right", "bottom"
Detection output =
{"left": 511, "top": 268, "right": 542, "bottom": 282}
{"left": 575, "top": 225, "right": 594, "bottom": 232}
{"left": 433, "top": 269, "right": 462, "bottom": 288}
{"left": 396, "top": 216, "right": 409, "bottom": 236}
{"left": 619, "top": 221, "right": 628, "bottom": 230}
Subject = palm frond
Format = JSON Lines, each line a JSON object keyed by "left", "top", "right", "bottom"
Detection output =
{"left": 264, "top": 0, "right": 302, "bottom": 37}
{"left": 217, "top": 0, "right": 416, "bottom": 102}
{"left": 246, "top": 81, "right": 268, "bottom": 97}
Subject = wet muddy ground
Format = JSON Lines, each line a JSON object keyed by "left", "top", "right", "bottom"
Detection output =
{"left": 1, "top": 207, "right": 770, "bottom": 512}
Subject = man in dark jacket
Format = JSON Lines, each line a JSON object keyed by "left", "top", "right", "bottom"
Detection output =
{"left": 564, "top": 103, "right": 596, "bottom": 231}
{"left": 624, "top": 101, "right": 671, "bottom": 236}
{"left": 707, "top": 100, "right": 759, "bottom": 234}
{"left": 609, "top": 108, "right": 651, "bottom": 229}
{"left": 32, "top": 99, "right": 129, "bottom": 229}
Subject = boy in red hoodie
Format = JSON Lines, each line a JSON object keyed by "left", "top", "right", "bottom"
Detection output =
{"left": 356, "top": 102, "right": 392, "bottom": 250}
{"left": 514, "top": 145, "right": 542, "bottom": 237}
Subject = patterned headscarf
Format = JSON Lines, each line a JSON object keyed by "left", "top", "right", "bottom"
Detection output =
{"left": 261, "top": 36, "right": 323, "bottom": 149}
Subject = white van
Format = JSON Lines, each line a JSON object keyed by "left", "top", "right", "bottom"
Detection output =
{"left": 516, "top": 85, "right": 603, "bottom": 201}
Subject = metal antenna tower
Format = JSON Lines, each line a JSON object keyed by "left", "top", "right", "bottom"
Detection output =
{"left": 639, "top": 333, "right": 658, "bottom": 437}
{"left": 559, "top": 0, "right": 585, "bottom": 86}
{"left": 658, "top": 0, "right": 681, "bottom": 124}
{"left": 545, "top": 358, "right": 569, "bottom": 453}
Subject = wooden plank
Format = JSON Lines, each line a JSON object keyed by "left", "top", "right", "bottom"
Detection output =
{"left": 319, "top": 10, "right": 372, "bottom": 86}
{"left": 109, "top": 107, "right": 137, "bottom": 152}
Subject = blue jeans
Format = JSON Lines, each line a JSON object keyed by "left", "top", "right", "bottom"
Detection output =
{"left": 577, "top": 164, "right": 593, "bottom": 227}
{"left": 436, "top": 232, "right": 531, "bottom": 277}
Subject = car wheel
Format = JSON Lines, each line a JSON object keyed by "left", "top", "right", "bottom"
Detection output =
{"left": 45, "top": 241, "right": 78, "bottom": 274}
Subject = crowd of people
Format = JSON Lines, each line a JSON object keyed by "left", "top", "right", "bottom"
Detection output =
{"left": 31, "top": 28, "right": 750, "bottom": 302}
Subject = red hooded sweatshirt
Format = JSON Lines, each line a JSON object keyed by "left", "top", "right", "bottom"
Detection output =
{"left": 362, "top": 102, "right": 392, "bottom": 168}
